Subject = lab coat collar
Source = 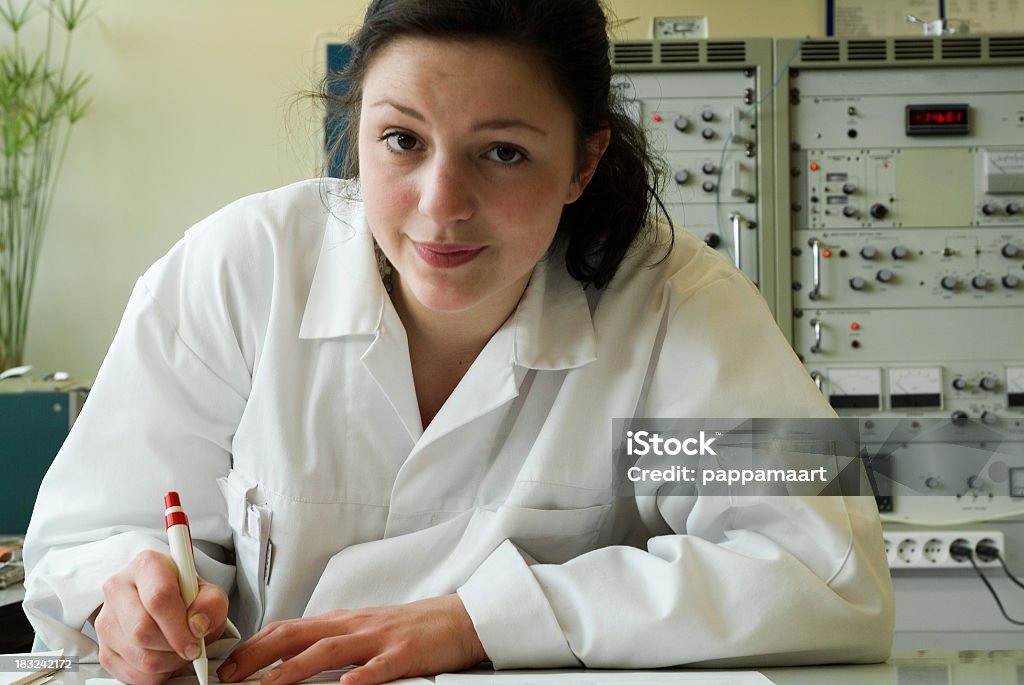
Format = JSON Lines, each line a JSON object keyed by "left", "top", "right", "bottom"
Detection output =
{"left": 297, "top": 193, "right": 596, "bottom": 372}
{"left": 298, "top": 195, "right": 384, "bottom": 340}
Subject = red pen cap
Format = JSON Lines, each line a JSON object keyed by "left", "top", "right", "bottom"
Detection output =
{"left": 164, "top": 492, "right": 181, "bottom": 509}
{"left": 164, "top": 491, "right": 188, "bottom": 529}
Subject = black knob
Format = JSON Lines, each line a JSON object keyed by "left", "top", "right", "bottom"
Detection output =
{"left": 674, "top": 115, "right": 690, "bottom": 132}
{"left": 860, "top": 246, "right": 877, "bottom": 260}
{"left": 701, "top": 162, "right": 716, "bottom": 174}
{"left": 849, "top": 276, "right": 867, "bottom": 291}
{"left": 891, "top": 245, "right": 909, "bottom": 260}
{"left": 842, "top": 183, "right": 857, "bottom": 195}
{"left": 941, "top": 276, "right": 958, "bottom": 291}
{"left": 876, "top": 269, "right": 893, "bottom": 283}
{"left": 952, "top": 377, "right": 967, "bottom": 391}
{"left": 704, "top": 233, "right": 721, "bottom": 248}
{"left": 951, "top": 410, "right": 969, "bottom": 426}
{"left": 980, "top": 376, "right": 998, "bottom": 391}
{"left": 701, "top": 110, "right": 715, "bottom": 122}
{"left": 1003, "top": 274, "right": 1021, "bottom": 289}
{"left": 1001, "top": 244, "right": 1020, "bottom": 258}
{"left": 1007, "top": 202, "right": 1021, "bottom": 216}
{"left": 842, "top": 206, "right": 858, "bottom": 218}
{"left": 701, "top": 128, "right": 715, "bottom": 140}
{"left": 981, "top": 411, "right": 998, "bottom": 426}
{"left": 674, "top": 169, "right": 690, "bottom": 184}
{"left": 702, "top": 181, "right": 717, "bottom": 193}
{"left": 982, "top": 203, "right": 999, "bottom": 216}
{"left": 870, "top": 203, "right": 888, "bottom": 219}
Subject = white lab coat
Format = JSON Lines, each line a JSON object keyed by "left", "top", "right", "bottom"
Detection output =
{"left": 23, "top": 179, "right": 894, "bottom": 668}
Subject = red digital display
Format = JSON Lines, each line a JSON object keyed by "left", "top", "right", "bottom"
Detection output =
{"left": 906, "top": 104, "right": 970, "bottom": 135}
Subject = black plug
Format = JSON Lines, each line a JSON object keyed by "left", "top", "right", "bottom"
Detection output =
{"left": 976, "top": 540, "right": 1000, "bottom": 563}
{"left": 950, "top": 539, "right": 973, "bottom": 562}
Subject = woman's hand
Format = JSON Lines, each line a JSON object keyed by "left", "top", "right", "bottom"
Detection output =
{"left": 217, "top": 594, "right": 487, "bottom": 685}
{"left": 94, "top": 550, "right": 229, "bottom": 685}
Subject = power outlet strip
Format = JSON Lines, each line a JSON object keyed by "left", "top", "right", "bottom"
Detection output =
{"left": 883, "top": 530, "right": 1005, "bottom": 570}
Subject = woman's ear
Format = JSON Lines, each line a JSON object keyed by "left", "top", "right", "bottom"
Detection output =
{"left": 565, "top": 127, "right": 612, "bottom": 204}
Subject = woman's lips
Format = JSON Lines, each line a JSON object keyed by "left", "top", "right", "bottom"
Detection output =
{"left": 412, "top": 241, "right": 486, "bottom": 268}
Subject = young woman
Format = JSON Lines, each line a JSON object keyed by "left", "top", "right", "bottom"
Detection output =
{"left": 23, "top": 1, "right": 894, "bottom": 684}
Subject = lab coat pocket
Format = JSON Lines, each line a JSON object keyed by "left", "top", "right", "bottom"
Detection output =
{"left": 217, "top": 470, "right": 273, "bottom": 637}
{"left": 494, "top": 503, "right": 609, "bottom": 564}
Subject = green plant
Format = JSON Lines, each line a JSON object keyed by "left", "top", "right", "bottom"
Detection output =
{"left": 0, "top": 0, "right": 90, "bottom": 371}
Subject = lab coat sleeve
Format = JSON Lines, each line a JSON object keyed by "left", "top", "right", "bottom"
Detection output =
{"left": 22, "top": 226, "right": 253, "bottom": 658}
{"left": 458, "top": 265, "right": 895, "bottom": 669}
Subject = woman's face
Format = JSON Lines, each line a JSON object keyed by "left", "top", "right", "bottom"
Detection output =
{"left": 358, "top": 37, "right": 603, "bottom": 316}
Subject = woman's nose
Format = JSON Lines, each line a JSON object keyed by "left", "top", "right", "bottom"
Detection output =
{"left": 417, "top": 154, "right": 475, "bottom": 226}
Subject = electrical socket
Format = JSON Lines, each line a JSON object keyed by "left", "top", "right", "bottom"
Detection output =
{"left": 882, "top": 530, "right": 1005, "bottom": 570}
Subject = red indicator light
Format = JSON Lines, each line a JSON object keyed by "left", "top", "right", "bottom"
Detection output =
{"left": 822, "top": 249, "right": 832, "bottom": 258}
{"left": 810, "top": 163, "right": 820, "bottom": 171}
{"left": 850, "top": 322, "right": 860, "bottom": 331}
{"left": 653, "top": 114, "right": 662, "bottom": 122}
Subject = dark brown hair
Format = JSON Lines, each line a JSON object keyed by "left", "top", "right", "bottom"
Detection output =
{"left": 324, "top": 0, "right": 672, "bottom": 289}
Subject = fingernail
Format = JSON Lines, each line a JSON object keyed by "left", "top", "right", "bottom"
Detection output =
{"left": 218, "top": 661, "right": 237, "bottom": 681}
{"left": 189, "top": 612, "right": 210, "bottom": 638}
{"left": 261, "top": 671, "right": 279, "bottom": 685}
{"left": 184, "top": 643, "right": 201, "bottom": 661}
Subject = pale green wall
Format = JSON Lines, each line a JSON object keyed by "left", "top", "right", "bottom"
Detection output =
{"left": 22, "top": 1, "right": 822, "bottom": 381}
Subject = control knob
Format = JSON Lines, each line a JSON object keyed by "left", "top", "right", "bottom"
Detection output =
{"left": 842, "top": 183, "right": 857, "bottom": 195}
{"left": 979, "top": 376, "right": 998, "bottom": 391}
{"left": 674, "top": 169, "right": 690, "bottom": 185}
{"left": 940, "top": 276, "right": 959, "bottom": 291}
{"left": 849, "top": 276, "right": 867, "bottom": 291}
{"left": 982, "top": 203, "right": 1000, "bottom": 216}
{"left": 674, "top": 115, "right": 690, "bottom": 132}
{"left": 951, "top": 410, "right": 969, "bottom": 426}
{"left": 869, "top": 203, "right": 888, "bottom": 219}
{"left": 859, "top": 246, "right": 877, "bottom": 260}
{"left": 1007, "top": 202, "right": 1021, "bottom": 216}
{"left": 1002, "top": 244, "right": 1020, "bottom": 258}
{"left": 701, "top": 109, "right": 715, "bottom": 122}
{"left": 701, "top": 162, "right": 716, "bottom": 174}
{"left": 701, "top": 128, "right": 715, "bottom": 140}
{"left": 704, "top": 233, "right": 721, "bottom": 248}
{"left": 1003, "top": 274, "right": 1021, "bottom": 289}
{"left": 842, "top": 206, "right": 858, "bottom": 218}
{"left": 702, "top": 180, "right": 717, "bottom": 193}
{"left": 876, "top": 269, "right": 894, "bottom": 283}
{"left": 971, "top": 275, "right": 989, "bottom": 290}
{"left": 952, "top": 377, "right": 968, "bottom": 391}
{"left": 891, "top": 245, "right": 909, "bottom": 260}
{"left": 980, "top": 411, "right": 998, "bottom": 426}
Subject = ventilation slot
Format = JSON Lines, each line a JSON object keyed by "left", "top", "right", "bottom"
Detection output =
{"left": 942, "top": 38, "right": 981, "bottom": 59}
{"left": 660, "top": 42, "right": 700, "bottom": 64}
{"left": 847, "top": 40, "right": 887, "bottom": 61}
{"left": 989, "top": 36, "right": 1024, "bottom": 58}
{"left": 800, "top": 41, "right": 840, "bottom": 62}
{"left": 894, "top": 39, "right": 934, "bottom": 60}
{"left": 706, "top": 41, "right": 746, "bottom": 62}
{"left": 612, "top": 43, "right": 654, "bottom": 65}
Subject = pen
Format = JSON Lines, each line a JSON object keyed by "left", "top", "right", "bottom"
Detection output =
{"left": 164, "top": 491, "right": 209, "bottom": 685}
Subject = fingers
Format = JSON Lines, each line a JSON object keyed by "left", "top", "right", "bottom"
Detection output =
{"left": 219, "top": 618, "right": 341, "bottom": 683}
{"left": 340, "top": 653, "right": 405, "bottom": 685}
{"left": 191, "top": 578, "right": 231, "bottom": 642}
{"left": 97, "top": 618, "right": 182, "bottom": 685}
{"left": 131, "top": 551, "right": 204, "bottom": 661}
{"left": 260, "top": 636, "right": 370, "bottom": 685}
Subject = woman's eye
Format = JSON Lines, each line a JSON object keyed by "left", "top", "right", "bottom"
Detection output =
{"left": 382, "top": 132, "right": 420, "bottom": 153}
{"left": 486, "top": 146, "right": 524, "bottom": 165}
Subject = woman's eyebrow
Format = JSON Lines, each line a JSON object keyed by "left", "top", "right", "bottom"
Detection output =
{"left": 370, "top": 99, "right": 548, "bottom": 137}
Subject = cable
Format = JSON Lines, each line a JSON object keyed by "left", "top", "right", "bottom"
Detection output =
{"left": 966, "top": 554, "right": 1024, "bottom": 626}
{"left": 997, "top": 554, "right": 1024, "bottom": 591}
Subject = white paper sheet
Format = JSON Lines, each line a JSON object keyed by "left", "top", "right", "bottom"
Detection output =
{"left": 436, "top": 671, "right": 775, "bottom": 685}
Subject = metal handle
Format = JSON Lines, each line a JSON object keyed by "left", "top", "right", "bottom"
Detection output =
{"left": 810, "top": 318, "right": 822, "bottom": 354}
{"left": 730, "top": 212, "right": 742, "bottom": 271}
{"left": 809, "top": 238, "right": 822, "bottom": 300}
{"left": 810, "top": 370, "right": 823, "bottom": 392}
